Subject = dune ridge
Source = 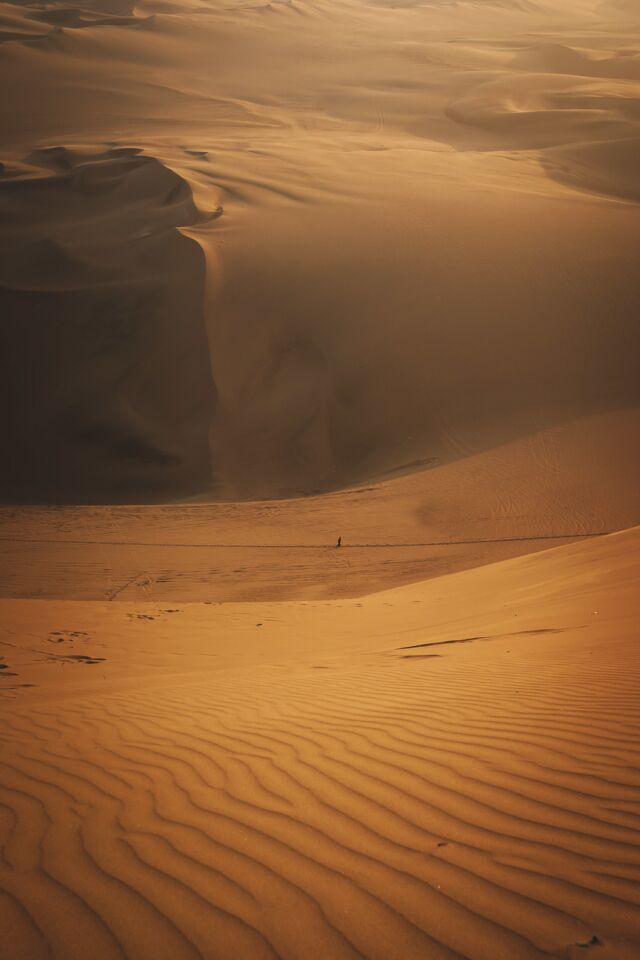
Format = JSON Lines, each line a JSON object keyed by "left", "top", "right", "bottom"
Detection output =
{"left": 0, "top": 0, "right": 150, "bottom": 43}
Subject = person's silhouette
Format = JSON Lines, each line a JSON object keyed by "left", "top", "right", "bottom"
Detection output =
{"left": 336, "top": 536, "right": 342, "bottom": 548}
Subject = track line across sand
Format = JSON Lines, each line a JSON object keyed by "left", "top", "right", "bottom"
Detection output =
{"left": 0, "top": 531, "right": 619, "bottom": 550}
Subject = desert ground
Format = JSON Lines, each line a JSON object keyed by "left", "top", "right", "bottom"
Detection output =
{"left": 1, "top": 529, "right": 639, "bottom": 959}
{"left": 1, "top": 0, "right": 639, "bottom": 957}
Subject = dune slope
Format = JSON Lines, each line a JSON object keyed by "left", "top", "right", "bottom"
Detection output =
{"left": 0, "top": 148, "right": 216, "bottom": 501}
{"left": 1, "top": 527, "right": 639, "bottom": 958}
{"left": 2, "top": 403, "right": 639, "bottom": 600}
{"left": 1, "top": 2, "right": 638, "bottom": 957}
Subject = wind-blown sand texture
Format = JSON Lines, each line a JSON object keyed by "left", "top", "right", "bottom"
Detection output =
{"left": 1, "top": 528, "right": 640, "bottom": 959}
{"left": 1, "top": 0, "right": 639, "bottom": 956}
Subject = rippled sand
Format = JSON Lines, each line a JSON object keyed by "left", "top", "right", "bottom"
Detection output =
{"left": 2, "top": 529, "right": 640, "bottom": 959}
{"left": 1, "top": 0, "right": 639, "bottom": 957}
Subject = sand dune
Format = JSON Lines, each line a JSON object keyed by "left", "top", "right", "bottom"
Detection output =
{"left": 0, "top": 0, "right": 149, "bottom": 43}
{"left": 512, "top": 43, "right": 640, "bottom": 82}
{"left": 544, "top": 137, "right": 640, "bottom": 203}
{"left": 1, "top": 406, "right": 639, "bottom": 600}
{"left": 0, "top": 148, "right": 216, "bottom": 501}
{"left": 1, "top": 0, "right": 638, "bottom": 955}
{"left": 1, "top": 0, "right": 639, "bottom": 500}
{"left": 1, "top": 528, "right": 639, "bottom": 958}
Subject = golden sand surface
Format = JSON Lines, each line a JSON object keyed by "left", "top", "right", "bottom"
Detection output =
{"left": 1, "top": 0, "right": 639, "bottom": 956}
{"left": 2, "top": 528, "right": 639, "bottom": 959}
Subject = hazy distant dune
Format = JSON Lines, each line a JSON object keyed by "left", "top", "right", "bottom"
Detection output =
{"left": 0, "top": 3, "right": 55, "bottom": 41}
{"left": 0, "top": 0, "right": 638, "bottom": 505}
{"left": 544, "top": 136, "right": 640, "bottom": 203}
{"left": 512, "top": 43, "right": 640, "bottom": 82}
{"left": 0, "top": 0, "right": 149, "bottom": 41}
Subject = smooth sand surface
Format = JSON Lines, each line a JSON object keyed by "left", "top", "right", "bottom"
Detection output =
{"left": 1, "top": 407, "right": 639, "bottom": 599}
{"left": 2, "top": 527, "right": 639, "bottom": 958}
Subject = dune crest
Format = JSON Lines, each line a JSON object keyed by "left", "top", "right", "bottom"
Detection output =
{"left": 0, "top": 0, "right": 150, "bottom": 42}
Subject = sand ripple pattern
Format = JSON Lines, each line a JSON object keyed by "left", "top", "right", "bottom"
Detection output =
{"left": 2, "top": 638, "right": 639, "bottom": 959}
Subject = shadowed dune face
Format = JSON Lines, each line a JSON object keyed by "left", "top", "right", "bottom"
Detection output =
{"left": 0, "top": 149, "right": 216, "bottom": 501}
{"left": 0, "top": 0, "right": 638, "bottom": 503}
{"left": 544, "top": 137, "right": 640, "bottom": 203}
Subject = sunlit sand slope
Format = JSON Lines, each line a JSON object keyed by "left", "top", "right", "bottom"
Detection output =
{"left": 1, "top": 527, "right": 639, "bottom": 959}
{"left": 2, "top": 407, "right": 638, "bottom": 600}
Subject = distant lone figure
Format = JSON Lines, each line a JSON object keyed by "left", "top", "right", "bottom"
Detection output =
{"left": 336, "top": 536, "right": 342, "bottom": 548}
